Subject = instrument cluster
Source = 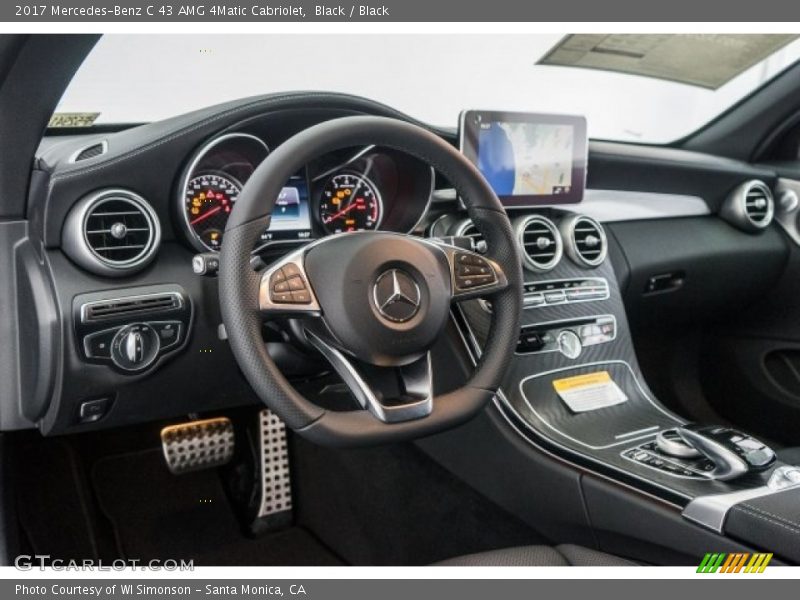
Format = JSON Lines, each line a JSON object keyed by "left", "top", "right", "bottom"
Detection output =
{"left": 178, "top": 133, "right": 434, "bottom": 253}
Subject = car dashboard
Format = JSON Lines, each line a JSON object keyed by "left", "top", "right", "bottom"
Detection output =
{"left": 18, "top": 92, "right": 790, "bottom": 450}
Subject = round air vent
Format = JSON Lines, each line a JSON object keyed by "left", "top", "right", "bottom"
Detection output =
{"left": 561, "top": 214, "right": 607, "bottom": 268}
{"left": 721, "top": 180, "right": 774, "bottom": 232}
{"left": 515, "top": 215, "right": 562, "bottom": 272}
{"left": 453, "top": 219, "right": 487, "bottom": 254}
{"left": 63, "top": 189, "right": 161, "bottom": 277}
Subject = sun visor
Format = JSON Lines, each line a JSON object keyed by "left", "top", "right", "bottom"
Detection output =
{"left": 539, "top": 34, "right": 799, "bottom": 89}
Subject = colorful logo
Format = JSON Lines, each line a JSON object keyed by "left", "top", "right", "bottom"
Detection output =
{"left": 697, "top": 552, "right": 773, "bottom": 573}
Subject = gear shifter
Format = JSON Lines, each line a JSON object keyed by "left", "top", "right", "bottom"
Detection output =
{"left": 676, "top": 424, "right": 776, "bottom": 481}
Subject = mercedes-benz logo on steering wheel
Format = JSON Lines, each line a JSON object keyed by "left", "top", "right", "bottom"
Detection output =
{"left": 373, "top": 269, "right": 422, "bottom": 323}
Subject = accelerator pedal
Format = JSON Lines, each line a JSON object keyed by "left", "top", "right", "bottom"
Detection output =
{"left": 160, "top": 417, "right": 235, "bottom": 474}
{"left": 252, "top": 409, "right": 293, "bottom": 533}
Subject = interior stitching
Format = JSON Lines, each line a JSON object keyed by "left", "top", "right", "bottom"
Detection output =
{"left": 736, "top": 505, "right": 800, "bottom": 534}
{"left": 739, "top": 502, "right": 800, "bottom": 530}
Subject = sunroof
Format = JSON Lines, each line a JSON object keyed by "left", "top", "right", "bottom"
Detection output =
{"left": 539, "top": 34, "right": 799, "bottom": 89}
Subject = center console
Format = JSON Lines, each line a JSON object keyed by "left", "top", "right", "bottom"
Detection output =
{"left": 447, "top": 109, "right": 800, "bottom": 562}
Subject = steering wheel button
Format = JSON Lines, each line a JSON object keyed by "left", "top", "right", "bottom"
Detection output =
{"left": 271, "top": 291, "right": 294, "bottom": 304}
{"left": 287, "top": 276, "right": 307, "bottom": 291}
{"left": 471, "top": 274, "right": 495, "bottom": 286}
{"left": 272, "top": 280, "right": 289, "bottom": 293}
{"left": 282, "top": 264, "right": 302, "bottom": 279}
{"left": 291, "top": 290, "right": 312, "bottom": 304}
{"left": 458, "top": 265, "right": 476, "bottom": 276}
{"left": 270, "top": 270, "right": 286, "bottom": 284}
{"left": 456, "top": 277, "right": 475, "bottom": 289}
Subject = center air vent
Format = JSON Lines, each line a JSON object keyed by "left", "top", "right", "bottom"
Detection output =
{"left": 515, "top": 215, "right": 562, "bottom": 272}
{"left": 561, "top": 215, "right": 607, "bottom": 268}
{"left": 454, "top": 219, "right": 487, "bottom": 254}
{"left": 721, "top": 180, "right": 774, "bottom": 232}
{"left": 63, "top": 189, "right": 161, "bottom": 277}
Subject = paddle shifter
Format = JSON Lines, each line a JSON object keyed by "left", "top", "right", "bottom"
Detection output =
{"left": 668, "top": 424, "right": 776, "bottom": 481}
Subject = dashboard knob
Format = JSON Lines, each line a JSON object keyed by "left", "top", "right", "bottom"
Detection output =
{"left": 111, "top": 324, "right": 160, "bottom": 371}
{"left": 557, "top": 330, "right": 582, "bottom": 359}
{"left": 124, "top": 330, "right": 144, "bottom": 364}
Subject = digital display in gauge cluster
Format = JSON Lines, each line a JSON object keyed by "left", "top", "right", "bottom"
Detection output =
{"left": 257, "top": 174, "right": 313, "bottom": 245}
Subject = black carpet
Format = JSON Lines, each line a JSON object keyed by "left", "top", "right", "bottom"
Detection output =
{"left": 291, "top": 438, "right": 548, "bottom": 565}
{"left": 91, "top": 448, "right": 341, "bottom": 566}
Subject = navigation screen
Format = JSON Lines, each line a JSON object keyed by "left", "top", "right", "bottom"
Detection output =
{"left": 460, "top": 110, "right": 587, "bottom": 207}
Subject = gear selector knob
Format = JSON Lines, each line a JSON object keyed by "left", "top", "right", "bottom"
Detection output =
{"left": 676, "top": 424, "right": 776, "bottom": 481}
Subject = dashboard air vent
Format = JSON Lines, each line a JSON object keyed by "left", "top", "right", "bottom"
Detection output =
{"left": 721, "top": 180, "right": 774, "bottom": 233}
{"left": 515, "top": 215, "right": 562, "bottom": 272}
{"left": 455, "top": 219, "right": 487, "bottom": 254}
{"left": 744, "top": 184, "right": 773, "bottom": 225}
{"left": 82, "top": 292, "right": 183, "bottom": 323}
{"left": 63, "top": 189, "right": 161, "bottom": 277}
{"left": 562, "top": 215, "right": 607, "bottom": 268}
{"left": 72, "top": 141, "right": 107, "bottom": 162}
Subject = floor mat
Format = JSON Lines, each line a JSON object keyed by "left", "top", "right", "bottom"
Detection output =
{"left": 292, "top": 438, "right": 548, "bottom": 565}
{"left": 91, "top": 448, "right": 342, "bottom": 566}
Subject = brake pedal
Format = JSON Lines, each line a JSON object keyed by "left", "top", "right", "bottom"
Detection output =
{"left": 161, "top": 417, "right": 235, "bottom": 474}
{"left": 254, "top": 409, "right": 293, "bottom": 531}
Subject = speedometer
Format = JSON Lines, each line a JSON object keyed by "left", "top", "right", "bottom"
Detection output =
{"left": 184, "top": 173, "right": 241, "bottom": 251}
{"left": 319, "top": 173, "right": 383, "bottom": 234}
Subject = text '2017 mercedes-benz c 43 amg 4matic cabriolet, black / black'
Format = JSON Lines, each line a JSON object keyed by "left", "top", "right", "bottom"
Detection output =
{"left": 2, "top": 34, "right": 800, "bottom": 567}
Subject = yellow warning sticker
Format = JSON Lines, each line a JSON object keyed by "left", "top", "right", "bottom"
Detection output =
{"left": 552, "top": 371, "right": 628, "bottom": 413}
{"left": 553, "top": 371, "right": 612, "bottom": 392}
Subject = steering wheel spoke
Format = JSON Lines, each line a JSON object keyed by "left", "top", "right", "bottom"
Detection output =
{"left": 306, "top": 330, "right": 433, "bottom": 424}
{"left": 258, "top": 247, "right": 322, "bottom": 316}
{"left": 432, "top": 242, "right": 509, "bottom": 301}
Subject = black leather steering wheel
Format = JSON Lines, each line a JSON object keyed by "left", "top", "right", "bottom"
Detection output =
{"left": 219, "top": 116, "right": 522, "bottom": 447}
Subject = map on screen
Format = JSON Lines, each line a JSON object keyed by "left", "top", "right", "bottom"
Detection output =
{"left": 477, "top": 121, "right": 574, "bottom": 197}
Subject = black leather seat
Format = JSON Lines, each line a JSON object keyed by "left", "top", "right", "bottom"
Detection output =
{"left": 437, "top": 544, "right": 633, "bottom": 566}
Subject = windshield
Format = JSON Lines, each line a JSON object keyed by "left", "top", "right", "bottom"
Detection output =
{"left": 55, "top": 33, "right": 800, "bottom": 144}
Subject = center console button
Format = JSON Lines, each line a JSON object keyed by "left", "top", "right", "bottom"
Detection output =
{"left": 523, "top": 293, "right": 545, "bottom": 307}
{"left": 544, "top": 290, "right": 565, "bottom": 304}
{"left": 557, "top": 330, "right": 582, "bottom": 359}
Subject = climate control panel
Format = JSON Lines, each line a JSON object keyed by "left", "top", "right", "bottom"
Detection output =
{"left": 523, "top": 277, "right": 609, "bottom": 309}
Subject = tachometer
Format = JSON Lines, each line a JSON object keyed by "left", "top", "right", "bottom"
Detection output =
{"left": 184, "top": 173, "right": 241, "bottom": 250}
{"left": 319, "top": 173, "right": 383, "bottom": 234}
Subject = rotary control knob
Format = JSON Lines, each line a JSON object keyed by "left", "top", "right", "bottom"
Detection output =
{"left": 557, "top": 330, "right": 583, "bottom": 359}
{"left": 110, "top": 323, "right": 160, "bottom": 371}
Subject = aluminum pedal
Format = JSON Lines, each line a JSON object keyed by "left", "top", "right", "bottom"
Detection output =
{"left": 257, "top": 409, "right": 293, "bottom": 519}
{"left": 161, "top": 417, "right": 235, "bottom": 475}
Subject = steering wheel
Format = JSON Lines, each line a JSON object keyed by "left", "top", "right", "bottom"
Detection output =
{"left": 219, "top": 116, "right": 522, "bottom": 447}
